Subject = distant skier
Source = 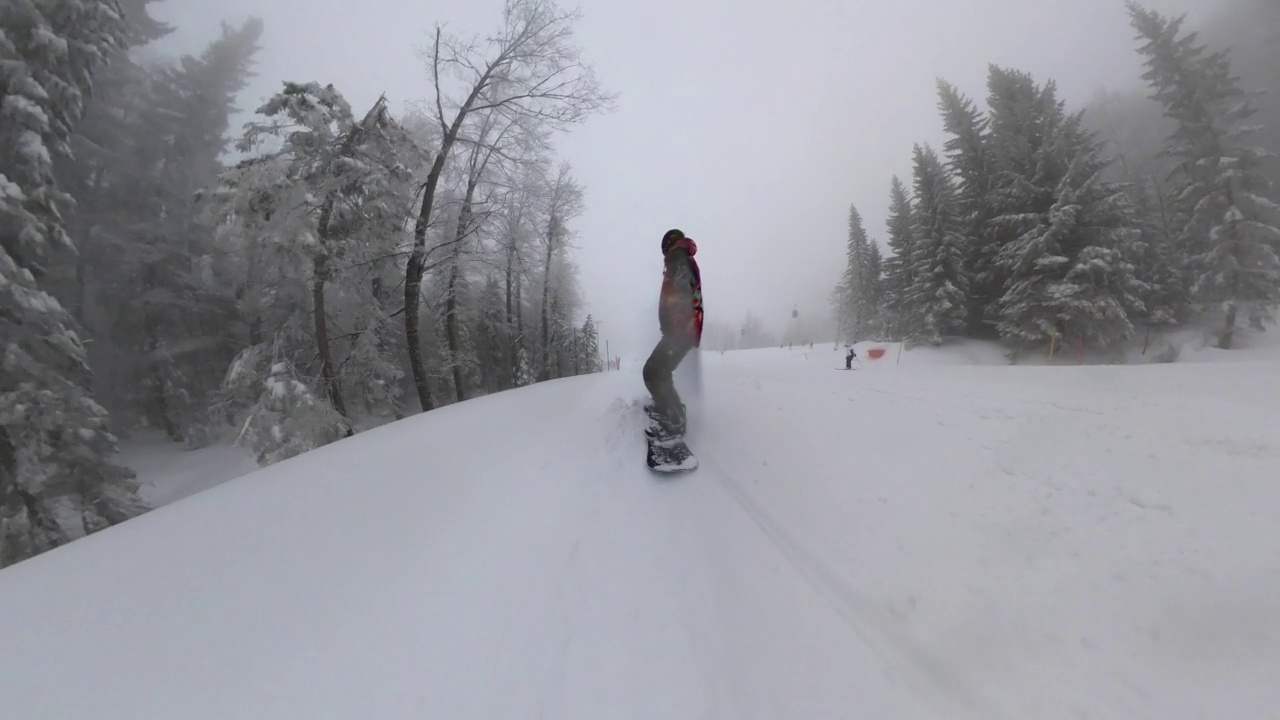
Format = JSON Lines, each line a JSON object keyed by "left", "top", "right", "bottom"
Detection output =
{"left": 644, "top": 228, "right": 703, "bottom": 439}
{"left": 845, "top": 344, "right": 857, "bottom": 369}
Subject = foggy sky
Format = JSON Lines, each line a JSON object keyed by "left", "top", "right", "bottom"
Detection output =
{"left": 151, "top": 0, "right": 1218, "bottom": 357}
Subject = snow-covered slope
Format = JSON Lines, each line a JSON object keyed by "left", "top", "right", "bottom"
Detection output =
{"left": 116, "top": 430, "right": 260, "bottom": 506}
{"left": 2, "top": 344, "right": 1278, "bottom": 719}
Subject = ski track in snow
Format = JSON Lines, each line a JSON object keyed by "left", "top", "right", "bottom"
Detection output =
{"left": 1, "top": 344, "right": 1279, "bottom": 719}
{"left": 698, "top": 448, "right": 1004, "bottom": 720}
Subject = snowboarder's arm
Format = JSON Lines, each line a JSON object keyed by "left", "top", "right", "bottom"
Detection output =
{"left": 668, "top": 253, "right": 697, "bottom": 301}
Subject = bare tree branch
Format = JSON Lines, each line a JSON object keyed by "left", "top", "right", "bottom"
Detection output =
{"left": 432, "top": 27, "right": 448, "bottom": 137}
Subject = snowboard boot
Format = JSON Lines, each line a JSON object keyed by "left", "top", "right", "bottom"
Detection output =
{"left": 645, "top": 402, "right": 686, "bottom": 441}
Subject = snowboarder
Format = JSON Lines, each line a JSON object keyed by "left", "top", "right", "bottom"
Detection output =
{"left": 845, "top": 344, "right": 857, "bottom": 369}
{"left": 643, "top": 228, "right": 702, "bottom": 439}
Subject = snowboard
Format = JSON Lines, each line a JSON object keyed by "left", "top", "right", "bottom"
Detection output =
{"left": 644, "top": 405, "right": 698, "bottom": 474}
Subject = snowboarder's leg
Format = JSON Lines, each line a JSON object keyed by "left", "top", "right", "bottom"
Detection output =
{"left": 643, "top": 334, "right": 692, "bottom": 435}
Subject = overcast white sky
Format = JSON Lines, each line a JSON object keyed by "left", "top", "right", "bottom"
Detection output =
{"left": 151, "top": 0, "right": 1218, "bottom": 357}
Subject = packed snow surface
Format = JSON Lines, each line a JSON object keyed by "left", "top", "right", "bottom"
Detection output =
{"left": 2, "top": 342, "right": 1278, "bottom": 719}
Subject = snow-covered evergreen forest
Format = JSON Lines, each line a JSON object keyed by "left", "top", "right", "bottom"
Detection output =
{"left": 833, "top": 0, "right": 1280, "bottom": 358}
{"left": 0, "top": 0, "right": 614, "bottom": 567}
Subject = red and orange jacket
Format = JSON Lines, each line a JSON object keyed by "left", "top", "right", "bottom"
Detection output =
{"left": 659, "top": 236, "right": 703, "bottom": 346}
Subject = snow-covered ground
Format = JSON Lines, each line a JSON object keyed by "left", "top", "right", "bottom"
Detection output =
{"left": 3, "top": 337, "right": 1279, "bottom": 719}
{"left": 115, "top": 430, "right": 260, "bottom": 506}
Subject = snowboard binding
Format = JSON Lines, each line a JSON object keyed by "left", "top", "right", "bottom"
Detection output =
{"left": 643, "top": 402, "right": 686, "bottom": 442}
{"left": 643, "top": 402, "right": 696, "bottom": 474}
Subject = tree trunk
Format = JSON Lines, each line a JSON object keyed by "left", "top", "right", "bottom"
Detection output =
{"left": 445, "top": 171, "right": 481, "bottom": 402}
{"left": 73, "top": 249, "right": 89, "bottom": 327}
{"left": 314, "top": 199, "right": 353, "bottom": 435}
{"left": 370, "top": 275, "right": 403, "bottom": 420}
{"left": 143, "top": 327, "right": 178, "bottom": 442}
{"left": 504, "top": 237, "right": 516, "bottom": 390}
{"left": 312, "top": 251, "right": 351, "bottom": 435}
{"left": 513, "top": 259, "right": 525, "bottom": 387}
{"left": 71, "top": 165, "right": 107, "bottom": 326}
{"left": 0, "top": 427, "right": 15, "bottom": 506}
{"left": 135, "top": 262, "right": 182, "bottom": 442}
{"left": 405, "top": 43, "right": 497, "bottom": 411}
{"left": 1217, "top": 177, "right": 1244, "bottom": 350}
{"left": 445, "top": 253, "right": 465, "bottom": 401}
{"left": 404, "top": 150, "right": 451, "bottom": 412}
{"left": 312, "top": 97, "right": 387, "bottom": 427}
{"left": 247, "top": 316, "right": 263, "bottom": 348}
{"left": 1220, "top": 301, "right": 1239, "bottom": 349}
{"left": 240, "top": 240, "right": 264, "bottom": 348}
{"left": 539, "top": 215, "right": 556, "bottom": 381}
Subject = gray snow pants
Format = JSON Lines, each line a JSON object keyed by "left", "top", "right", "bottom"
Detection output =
{"left": 643, "top": 333, "right": 693, "bottom": 425}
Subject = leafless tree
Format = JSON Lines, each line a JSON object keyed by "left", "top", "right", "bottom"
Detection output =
{"left": 537, "top": 161, "right": 584, "bottom": 379}
{"left": 404, "top": 0, "right": 615, "bottom": 411}
{"left": 441, "top": 111, "right": 522, "bottom": 401}
{"left": 492, "top": 157, "right": 545, "bottom": 387}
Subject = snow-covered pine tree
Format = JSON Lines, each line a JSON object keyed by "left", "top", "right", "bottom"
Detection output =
{"left": 981, "top": 65, "right": 1064, "bottom": 331}
{"left": 902, "top": 144, "right": 970, "bottom": 344}
{"left": 879, "top": 176, "right": 914, "bottom": 339}
{"left": 208, "top": 151, "right": 311, "bottom": 362}
{"left": 341, "top": 252, "right": 407, "bottom": 420}
{"left": 231, "top": 82, "right": 358, "bottom": 424}
{"left": 992, "top": 109, "right": 1149, "bottom": 350}
{"left": 828, "top": 282, "right": 851, "bottom": 344}
{"left": 936, "top": 79, "right": 999, "bottom": 336}
{"left": 1128, "top": 2, "right": 1280, "bottom": 348}
{"left": 1127, "top": 179, "right": 1189, "bottom": 341}
{"left": 0, "top": 0, "right": 147, "bottom": 567}
{"left": 835, "top": 205, "right": 863, "bottom": 341}
{"left": 223, "top": 82, "right": 420, "bottom": 428}
{"left": 851, "top": 205, "right": 880, "bottom": 338}
{"left": 331, "top": 99, "right": 421, "bottom": 418}
{"left": 237, "top": 359, "right": 350, "bottom": 466}
{"left": 576, "top": 315, "right": 603, "bottom": 374}
{"left": 866, "top": 241, "right": 884, "bottom": 338}
{"left": 52, "top": 0, "right": 170, "bottom": 322}
{"left": 514, "top": 345, "right": 536, "bottom": 387}
{"left": 834, "top": 205, "right": 882, "bottom": 341}
{"left": 104, "top": 18, "right": 262, "bottom": 441}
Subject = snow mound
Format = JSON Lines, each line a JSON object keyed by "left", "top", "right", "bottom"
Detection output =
{"left": 2, "top": 349, "right": 1278, "bottom": 719}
